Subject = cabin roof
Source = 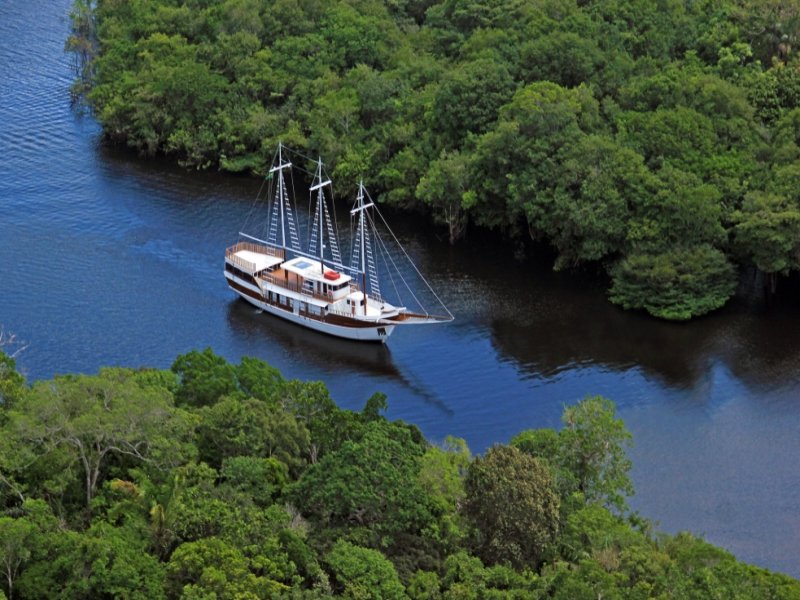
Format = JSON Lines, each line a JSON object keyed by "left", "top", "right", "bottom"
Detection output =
{"left": 234, "top": 250, "right": 283, "bottom": 273}
{"left": 282, "top": 256, "right": 352, "bottom": 285}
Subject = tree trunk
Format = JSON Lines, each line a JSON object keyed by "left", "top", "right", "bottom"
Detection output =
{"left": 6, "top": 561, "right": 14, "bottom": 600}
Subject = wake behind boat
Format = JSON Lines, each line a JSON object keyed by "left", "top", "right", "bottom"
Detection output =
{"left": 224, "top": 145, "right": 453, "bottom": 342}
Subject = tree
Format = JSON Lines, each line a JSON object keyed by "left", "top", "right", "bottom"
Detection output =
{"left": 29, "top": 523, "right": 168, "bottom": 600}
{"left": 196, "top": 396, "right": 309, "bottom": 474}
{"left": 470, "top": 81, "right": 599, "bottom": 234}
{"left": 0, "top": 516, "right": 35, "bottom": 600}
{"left": 435, "top": 550, "right": 539, "bottom": 599}
{"left": 416, "top": 150, "right": 470, "bottom": 243}
{"left": 520, "top": 31, "right": 604, "bottom": 89}
{"left": 620, "top": 106, "right": 717, "bottom": 175}
{"left": 219, "top": 456, "right": 287, "bottom": 508}
{"left": 279, "top": 380, "right": 362, "bottom": 463}
{"left": 8, "top": 499, "right": 68, "bottom": 600}
{"left": 6, "top": 368, "right": 195, "bottom": 508}
{"left": 417, "top": 437, "right": 470, "bottom": 552}
{"left": 549, "top": 135, "right": 650, "bottom": 269}
{"left": 557, "top": 396, "right": 633, "bottom": 513}
{"left": 431, "top": 57, "right": 515, "bottom": 149}
{"left": 234, "top": 356, "right": 285, "bottom": 404}
{"left": 733, "top": 190, "right": 800, "bottom": 290}
{"left": 0, "top": 329, "right": 27, "bottom": 361}
{"left": 406, "top": 570, "right": 441, "bottom": 600}
{"left": 287, "top": 421, "right": 430, "bottom": 543}
{"left": 0, "top": 351, "right": 25, "bottom": 413}
{"left": 325, "top": 540, "right": 406, "bottom": 600}
{"left": 510, "top": 428, "right": 559, "bottom": 461}
{"left": 166, "top": 537, "right": 288, "bottom": 599}
{"left": 462, "top": 445, "right": 559, "bottom": 569}
{"left": 609, "top": 244, "right": 737, "bottom": 321}
{"left": 171, "top": 348, "right": 238, "bottom": 407}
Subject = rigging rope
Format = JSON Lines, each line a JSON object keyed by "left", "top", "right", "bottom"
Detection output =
{"left": 371, "top": 198, "right": 454, "bottom": 320}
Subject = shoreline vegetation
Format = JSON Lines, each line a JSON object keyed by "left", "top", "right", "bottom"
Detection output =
{"left": 0, "top": 347, "right": 798, "bottom": 598}
{"left": 66, "top": 0, "right": 800, "bottom": 321}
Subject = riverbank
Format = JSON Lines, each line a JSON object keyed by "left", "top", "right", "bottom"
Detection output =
{"left": 1, "top": 349, "right": 799, "bottom": 597}
{"left": 70, "top": 0, "right": 800, "bottom": 322}
{"left": 3, "top": 0, "right": 800, "bottom": 578}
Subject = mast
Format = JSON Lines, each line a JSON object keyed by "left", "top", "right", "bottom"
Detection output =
{"left": 359, "top": 182, "right": 367, "bottom": 316}
{"left": 361, "top": 185, "right": 366, "bottom": 315}
{"left": 309, "top": 157, "right": 335, "bottom": 274}
{"left": 269, "top": 143, "right": 292, "bottom": 250}
{"left": 350, "top": 181, "right": 376, "bottom": 317}
{"left": 317, "top": 159, "right": 325, "bottom": 273}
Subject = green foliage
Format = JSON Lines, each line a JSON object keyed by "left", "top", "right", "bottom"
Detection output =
{"left": 235, "top": 356, "right": 285, "bottom": 404}
{"left": 166, "top": 537, "right": 288, "bottom": 599}
{"left": 71, "top": 0, "right": 800, "bottom": 316}
{"left": 0, "top": 513, "right": 36, "bottom": 600}
{"left": 287, "top": 421, "right": 431, "bottom": 545}
{"left": 609, "top": 244, "right": 738, "bottom": 320}
{"left": 0, "top": 351, "right": 25, "bottom": 410}
{"left": 220, "top": 456, "right": 288, "bottom": 507}
{"left": 417, "top": 437, "right": 470, "bottom": 552}
{"left": 549, "top": 135, "right": 650, "bottom": 269}
{"left": 1, "top": 350, "right": 799, "bottom": 596}
{"left": 172, "top": 348, "right": 239, "bottom": 407}
{"left": 431, "top": 57, "right": 515, "bottom": 149}
{"left": 462, "top": 445, "right": 559, "bottom": 569}
{"left": 416, "top": 150, "right": 470, "bottom": 243}
{"left": 558, "top": 396, "right": 634, "bottom": 514}
{"left": 326, "top": 540, "right": 406, "bottom": 600}
{"left": 5, "top": 368, "right": 196, "bottom": 508}
{"left": 406, "top": 570, "right": 441, "bottom": 600}
{"left": 197, "top": 396, "right": 309, "bottom": 474}
{"left": 733, "top": 190, "right": 800, "bottom": 275}
{"left": 41, "top": 524, "right": 167, "bottom": 600}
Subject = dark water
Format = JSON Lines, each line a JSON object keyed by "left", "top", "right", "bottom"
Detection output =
{"left": 2, "top": 0, "right": 800, "bottom": 577}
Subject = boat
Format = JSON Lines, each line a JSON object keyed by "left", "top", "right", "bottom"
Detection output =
{"left": 224, "top": 145, "right": 453, "bottom": 342}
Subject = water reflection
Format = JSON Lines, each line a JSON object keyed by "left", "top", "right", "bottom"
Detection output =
{"left": 489, "top": 298, "right": 800, "bottom": 393}
{"left": 226, "top": 300, "right": 398, "bottom": 377}
{"left": 4, "top": 0, "right": 800, "bottom": 577}
{"left": 225, "top": 300, "right": 452, "bottom": 414}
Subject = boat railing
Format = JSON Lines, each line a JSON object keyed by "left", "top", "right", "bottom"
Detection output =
{"left": 251, "top": 265, "right": 385, "bottom": 310}
{"left": 347, "top": 283, "right": 385, "bottom": 306}
{"left": 257, "top": 272, "right": 332, "bottom": 303}
{"left": 231, "top": 240, "right": 284, "bottom": 258}
{"left": 225, "top": 242, "right": 284, "bottom": 274}
{"left": 227, "top": 252, "right": 256, "bottom": 273}
{"left": 325, "top": 306, "right": 377, "bottom": 320}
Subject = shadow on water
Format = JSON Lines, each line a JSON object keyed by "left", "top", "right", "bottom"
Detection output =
{"left": 489, "top": 290, "right": 800, "bottom": 393}
{"left": 225, "top": 300, "right": 453, "bottom": 415}
{"left": 5, "top": 0, "right": 800, "bottom": 577}
{"left": 99, "top": 139, "right": 800, "bottom": 399}
{"left": 226, "top": 299, "right": 399, "bottom": 378}
{"left": 426, "top": 231, "right": 800, "bottom": 392}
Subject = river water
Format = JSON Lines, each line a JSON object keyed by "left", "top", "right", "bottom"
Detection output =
{"left": 2, "top": 0, "right": 800, "bottom": 578}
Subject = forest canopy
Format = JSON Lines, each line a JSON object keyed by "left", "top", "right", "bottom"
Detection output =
{"left": 1, "top": 348, "right": 799, "bottom": 598}
{"left": 68, "top": 0, "right": 800, "bottom": 319}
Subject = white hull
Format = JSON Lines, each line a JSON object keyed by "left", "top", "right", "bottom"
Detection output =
{"left": 226, "top": 273, "right": 395, "bottom": 342}
{"left": 223, "top": 147, "right": 452, "bottom": 343}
